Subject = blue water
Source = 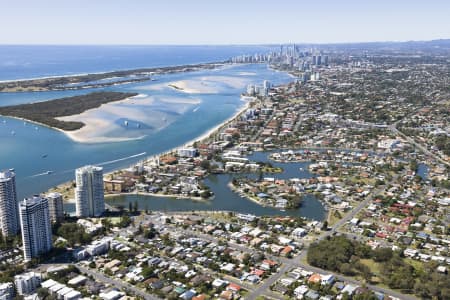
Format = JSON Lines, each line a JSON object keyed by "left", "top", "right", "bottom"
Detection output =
{"left": 0, "top": 46, "right": 288, "bottom": 199}
{"left": 417, "top": 163, "right": 429, "bottom": 180}
{"left": 0, "top": 45, "right": 273, "bottom": 81}
{"left": 0, "top": 45, "right": 326, "bottom": 219}
{"left": 104, "top": 152, "right": 326, "bottom": 220}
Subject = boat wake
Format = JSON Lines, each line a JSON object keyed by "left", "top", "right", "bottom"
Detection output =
{"left": 27, "top": 152, "right": 147, "bottom": 178}
{"left": 96, "top": 152, "right": 147, "bottom": 166}
{"left": 30, "top": 171, "right": 52, "bottom": 177}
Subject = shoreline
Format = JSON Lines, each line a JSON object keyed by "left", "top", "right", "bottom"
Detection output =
{"left": 227, "top": 182, "right": 265, "bottom": 207}
{"left": 125, "top": 95, "right": 253, "bottom": 170}
{"left": 48, "top": 94, "right": 254, "bottom": 203}
{"left": 182, "top": 96, "right": 253, "bottom": 148}
{"left": 0, "top": 61, "right": 229, "bottom": 93}
{"left": 104, "top": 192, "right": 211, "bottom": 203}
{"left": 0, "top": 62, "right": 249, "bottom": 84}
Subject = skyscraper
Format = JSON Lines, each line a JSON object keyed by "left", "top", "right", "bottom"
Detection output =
{"left": 0, "top": 169, "right": 19, "bottom": 237}
{"left": 75, "top": 166, "right": 104, "bottom": 217}
{"left": 46, "top": 192, "right": 64, "bottom": 223}
{"left": 19, "top": 196, "right": 52, "bottom": 261}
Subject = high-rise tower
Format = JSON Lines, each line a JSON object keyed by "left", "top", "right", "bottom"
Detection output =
{"left": 19, "top": 196, "right": 52, "bottom": 261}
{"left": 75, "top": 166, "right": 104, "bottom": 217}
{"left": 46, "top": 192, "right": 64, "bottom": 223}
{"left": 0, "top": 170, "right": 19, "bottom": 237}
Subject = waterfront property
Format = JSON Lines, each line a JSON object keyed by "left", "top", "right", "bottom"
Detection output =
{"left": 0, "top": 169, "right": 20, "bottom": 237}
{"left": 75, "top": 166, "right": 105, "bottom": 217}
{"left": 19, "top": 196, "right": 52, "bottom": 261}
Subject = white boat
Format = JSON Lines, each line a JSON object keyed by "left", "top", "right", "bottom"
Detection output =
{"left": 124, "top": 120, "right": 128, "bottom": 126}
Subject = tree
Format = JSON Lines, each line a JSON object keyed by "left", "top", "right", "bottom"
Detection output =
{"left": 141, "top": 266, "right": 154, "bottom": 279}
{"left": 55, "top": 223, "right": 91, "bottom": 247}
{"left": 200, "top": 160, "right": 210, "bottom": 171}
{"left": 101, "top": 218, "right": 113, "bottom": 231}
{"left": 118, "top": 215, "right": 132, "bottom": 228}
{"left": 37, "top": 288, "right": 50, "bottom": 299}
{"left": 307, "top": 236, "right": 359, "bottom": 272}
{"left": 339, "top": 263, "right": 354, "bottom": 276}
{"left": 372, "top": 247, "right": 393, "bottom": 262}
{"left": 355, "top": 262, "right": 372, "bottom": 282}
{"left": 321, "top": 220, "right": 329, "bottom": 231}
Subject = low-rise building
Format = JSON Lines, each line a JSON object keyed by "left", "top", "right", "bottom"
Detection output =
{"left": 14, "top": 272, "right": 41, "bottom": 295}
{"left": 0, "top": 282, "right": 14, "bottom": 300}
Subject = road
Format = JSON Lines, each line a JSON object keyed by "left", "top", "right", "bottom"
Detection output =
{"left": 389, "top": 124, "right": 449, "bottom": 167}
{"left": 245, "top": 264, "right": 290, "bottom": 300}
{"left": 77, "top": 264, "right": 161, "bottom": 300}
{"left": 176, "top": 225, "right": 417, "bottom": 300}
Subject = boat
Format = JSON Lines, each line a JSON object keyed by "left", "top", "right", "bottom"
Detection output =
{"left": 46, "top": 170, "right": 53, "bottom": 175}
{"left": 299, "top": 167, "right": 304, "bottom": 171}
{"left": 193, "top": 107, "right": 199, "bottom": 112}
{"left": 136, "top": 124, "right": 141, "bottom": 128}
{"left": 11, "top": 131, "right": 15, "bottom": 135}
{"left": 42, "top": 154, "right": 48, "bottom": 158}
{"left": 124, "top": 120, "right": 128, "bottom": 126}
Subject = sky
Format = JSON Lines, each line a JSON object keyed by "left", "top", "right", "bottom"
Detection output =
{"left": 1, "top": 0, "right": 449, "bottom": 45}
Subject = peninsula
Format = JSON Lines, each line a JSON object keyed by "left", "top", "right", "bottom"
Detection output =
{"left": 0, "top": 91, "right": 137, "bottom": 131}
{"left": 0, "top": 62, "right": 226, "bottom": 93}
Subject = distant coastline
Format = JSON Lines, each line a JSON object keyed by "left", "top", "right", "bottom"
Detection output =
{"left": 0, "top": 61, "right": 227, "bottom": 93}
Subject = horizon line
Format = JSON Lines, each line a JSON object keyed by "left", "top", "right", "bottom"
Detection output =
{"left": 1, "top": 38, "right": 449, "bottom": 47}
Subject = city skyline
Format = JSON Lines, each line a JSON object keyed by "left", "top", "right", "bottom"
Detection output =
{"left": 1, "top": 0, "right": 449, "bottom": 45}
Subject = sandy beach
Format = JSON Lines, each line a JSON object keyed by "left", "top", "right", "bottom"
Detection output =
{"left": 145, "top": 75, "right": 253, "bottom": 95}
{"left": 134, "top": 95, "right": 253, "bottom": 168}
{"left": 56, "top": 94, "right": 200, "bottom": 143}
{"left": 177, "top": 96, "right": 253, "bottom": 149}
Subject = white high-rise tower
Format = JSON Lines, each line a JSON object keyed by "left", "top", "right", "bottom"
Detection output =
{"left": 75, "top": 166, "right": 104, "bottom": 217}
{"left": 0, "top": 169, "right": 19, "bottom": 237}
{"left": 19, "top": 196, "right": 52, "bottom": 261}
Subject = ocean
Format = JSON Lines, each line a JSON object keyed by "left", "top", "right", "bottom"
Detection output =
{"left": 0, "top": 45, "right": 325, "bottom": 219}
{"left": 0, "top": 45, "right": 274, "bottom": 81}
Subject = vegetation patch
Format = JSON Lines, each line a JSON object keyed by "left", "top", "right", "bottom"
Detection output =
{"left": 0, "top": 91, "right": 137, "bottom": 130}
{"left": 307, "top": 236, "right": 450, "bottom": 298}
